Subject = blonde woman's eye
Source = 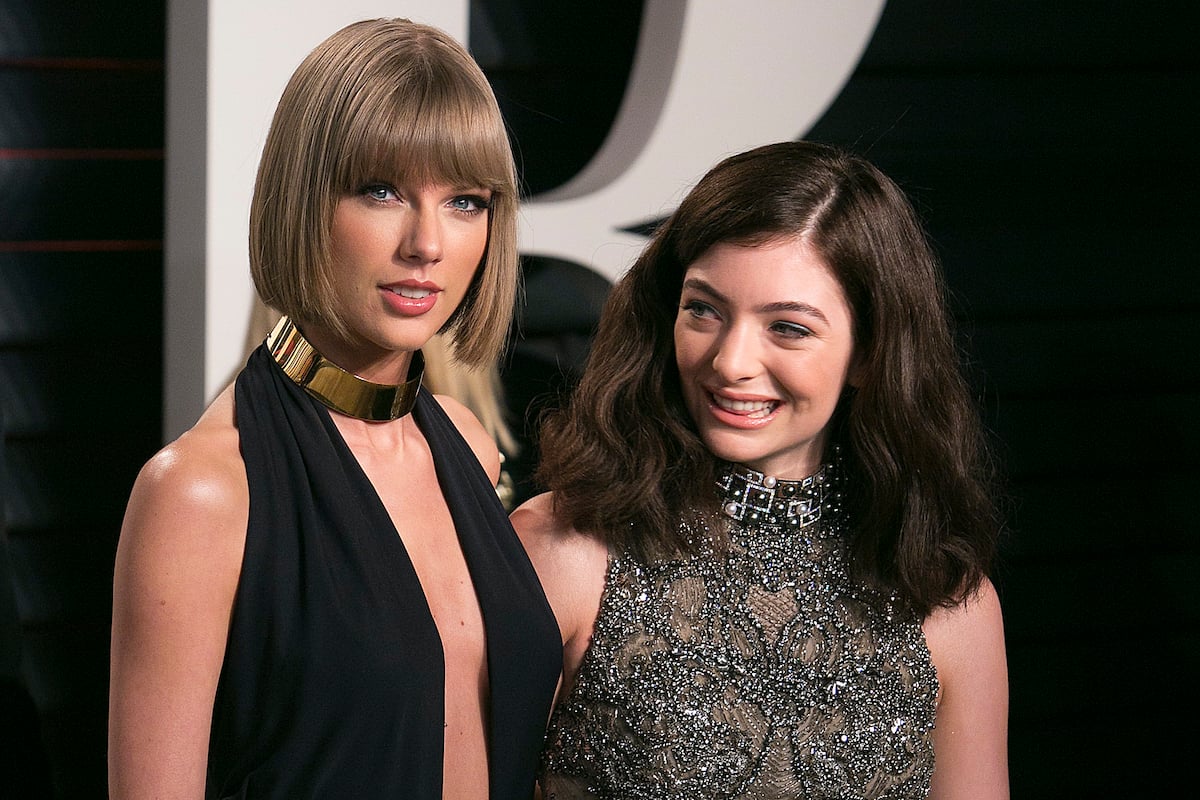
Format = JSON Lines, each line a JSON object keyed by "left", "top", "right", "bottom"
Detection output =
{"left": 361, "top": 184, "right": 397, "bottom": 202}
{"left": 451, "top": 195, "right": 491, "bottom": 214}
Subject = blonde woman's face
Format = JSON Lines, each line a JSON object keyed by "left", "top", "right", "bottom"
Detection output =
{"left": 317, "top": 177, "right": 491, "bottom": 382}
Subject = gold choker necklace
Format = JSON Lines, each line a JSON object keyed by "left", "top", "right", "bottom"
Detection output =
{"left": 266, "top": 315, "right": 423, "bottom": 421}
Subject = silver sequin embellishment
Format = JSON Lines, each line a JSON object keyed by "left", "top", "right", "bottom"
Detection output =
{"left": 540, "top": 462, "right": 939, "bottom": 799}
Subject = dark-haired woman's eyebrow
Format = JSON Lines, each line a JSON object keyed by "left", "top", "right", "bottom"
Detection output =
{"left": 680, "top": 277, "right": 829, "bottom": 324}
{"left": 760, "top": 300, "right": 829, "bottom": 324}
{"left": 680, "top": 276, "right": 724, "bottom": 300}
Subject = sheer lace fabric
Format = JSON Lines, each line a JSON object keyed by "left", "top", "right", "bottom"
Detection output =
{"left": 540, "top": 464, "right": 938, "bottom": 799}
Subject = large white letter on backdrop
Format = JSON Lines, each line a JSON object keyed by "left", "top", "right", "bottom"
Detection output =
{"left": 164, "top": 0, "right": 885, "bottom": 437}
{"left": 521, "top": 0, "right": 885, "bottom": 282}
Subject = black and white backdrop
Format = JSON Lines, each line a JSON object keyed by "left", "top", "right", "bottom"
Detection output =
{"left": 1, "top": 1, "right": 1196, "bottom": 796}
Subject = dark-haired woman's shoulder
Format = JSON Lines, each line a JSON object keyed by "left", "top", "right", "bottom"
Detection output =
{"left": 511, "top": 493, "right": 609, "bottom": 695}
{"left": 922, "top": 577, "right": 1010, "bottom": 799}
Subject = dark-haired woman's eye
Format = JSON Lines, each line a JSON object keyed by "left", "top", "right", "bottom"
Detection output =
{"left": 771, "top": 320, "right": 813, "bottom": 339}
{"left": 681, "top": 299, "right": 719, "bottom": 320}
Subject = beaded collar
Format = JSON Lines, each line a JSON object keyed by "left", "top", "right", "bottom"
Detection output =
{"left": 716, "top": 460, "right": 840, "bottom": 529}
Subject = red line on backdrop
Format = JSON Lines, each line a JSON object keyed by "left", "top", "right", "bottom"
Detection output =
{"left": 0, "top": 241, "right": 162, "bottom": 253}
{"left": 0, "top": 57, "right": 162, "bottom": 71}
{"left": 0, "top": 148, "right": 164, "bottom": 160}
{"left": 0, "top": 148, "right": 163, "bottom": 160}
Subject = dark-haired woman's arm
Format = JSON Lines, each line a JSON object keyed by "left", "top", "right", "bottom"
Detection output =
{"left": 923, "top": 577, "right": 1009, "bottom": 800}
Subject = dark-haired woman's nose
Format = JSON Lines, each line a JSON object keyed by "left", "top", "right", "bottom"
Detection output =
{"left": 711, "top": 326, "right": 761, "bottom": 383}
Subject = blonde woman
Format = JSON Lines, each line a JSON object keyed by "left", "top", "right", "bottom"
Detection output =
{"left": 109, "top": 19, "right": 559, "bottom": 799}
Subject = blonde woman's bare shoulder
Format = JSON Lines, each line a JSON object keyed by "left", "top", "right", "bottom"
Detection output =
{"left": 433, "top": 392, "right": 501, "bottom": 483}
{"left": 121, "top": 384, "right": 248, "bottom": 558}
{"left": 109, "top": 385, "right": 248, "bottom": 796}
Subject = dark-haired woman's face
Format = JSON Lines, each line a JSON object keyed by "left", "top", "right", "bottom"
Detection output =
{"left": 673, "top": 238, "right": 856, "bottom": 479}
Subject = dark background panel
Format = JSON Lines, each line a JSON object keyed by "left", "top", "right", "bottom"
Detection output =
{"left": 3, "top": 432, "right": 160, "bottom": 531}
{"left": 987, "top": 393, "right": 1199, "bottom": 477}
{"left": 0, "top": 0, "right": 164, "bottom": 795}
{"left": 0, "top": 342, "right": 165, "bottom": 436}
{"left": 961, "top": 315, "right": 1196, "bottom": 396}
{"left": 469, "top": 0, "right": 646, "bottom": 195}
{"left": 0, "top": 0, "right": 165, "bottom": 60}
{"left": 798, "top": 2, "right": 1198, "bottom": 796}
{"left": 0, "top": 251, "right": 164, "bottom": 341}
{"left": 1007, "top": 473, "right": 1194, "bottom": 560}
{"left": 0, "top": 68, "right": 165, "bottom": 148}
{"left": 936, "top": 225, "right": 1200, "bottom": 317}
{"left": 0, "top": 160, "right": 164, "bottom": 240}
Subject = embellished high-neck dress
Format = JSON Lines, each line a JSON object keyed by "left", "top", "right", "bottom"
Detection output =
{"left": 539, "top": 463, "right": 939, "bottom": 799}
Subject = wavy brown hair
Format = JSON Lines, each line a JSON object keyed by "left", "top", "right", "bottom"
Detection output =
{"left": 536, "top": 141, "right": 1000, "bottom": 615}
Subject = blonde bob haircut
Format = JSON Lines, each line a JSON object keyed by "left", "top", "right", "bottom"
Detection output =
{"left": 249, "top": 18, "right": 519, "bottom": 368}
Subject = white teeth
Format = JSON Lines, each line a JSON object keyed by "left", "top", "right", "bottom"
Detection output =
{"left": 713, "top": 395, "right": 777, "bottom": 417}
{"left": 392, "top": 287, "right": 433, "bottom": 299}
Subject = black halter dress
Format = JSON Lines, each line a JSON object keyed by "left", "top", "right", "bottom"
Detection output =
{"left": 206, "top": 346, "right": 561, "bottom": 799}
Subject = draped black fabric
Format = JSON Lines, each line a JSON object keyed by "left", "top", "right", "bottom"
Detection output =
{"left": 207, "top": 346, "right": 561, "bottom": 799}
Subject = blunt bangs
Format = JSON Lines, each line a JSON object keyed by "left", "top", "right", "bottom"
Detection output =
{"left": 254, "top": 18, "right": 519, "bottom": 362}
{"left": 337, "top": 64, "right": 515, "bottom": 198}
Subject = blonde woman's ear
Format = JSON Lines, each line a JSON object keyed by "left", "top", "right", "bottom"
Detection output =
{"left": 244, "top": 297, "right": 282, "bottom": 359}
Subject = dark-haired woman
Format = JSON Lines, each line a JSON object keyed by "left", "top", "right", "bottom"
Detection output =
{"left": 514, "top": 141, "right": 1008, "bottom": 799}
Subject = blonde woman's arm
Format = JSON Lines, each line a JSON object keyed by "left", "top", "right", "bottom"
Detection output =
{"left": 108, "top": 390, "right": 247, "bottom": 799}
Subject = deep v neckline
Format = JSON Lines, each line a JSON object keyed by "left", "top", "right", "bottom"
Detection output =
{"left": 215, "top": 346, "right": 561, "bottom": 799}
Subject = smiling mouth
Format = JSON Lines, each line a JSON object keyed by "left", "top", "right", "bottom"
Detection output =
{"left": 711, "top": 393, "right": 779, "bottom": 419}
{"left": 389, "top": 286, "right": 435, "bottom": 299}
